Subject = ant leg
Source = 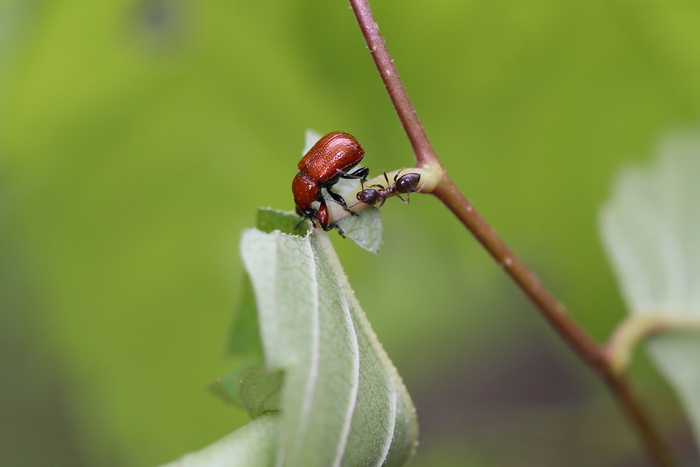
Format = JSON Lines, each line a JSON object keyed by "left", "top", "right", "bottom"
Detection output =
{"left": 360, "top": 172, "right": 390, "bottom": 191}
{"left": 395, "top": 193, "right": 410, "bottom": 205}
{"left": 358, "top": 171, "right": 387, "bottom": 191}
{"left": 392, "top": 169, "right": 406, "bottom": 184}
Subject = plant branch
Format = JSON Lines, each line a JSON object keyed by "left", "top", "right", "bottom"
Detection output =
{"left": 348, "top": 0, "right": 437, "bottom": 167}
{"left": 607, "top": 373, "right": 678, "bottom": 467}
{"left": 347, "top": 1, "right": 677, "bottom": 466}
{"left": 432, "top": 174, "right": 605, "bottom": 370}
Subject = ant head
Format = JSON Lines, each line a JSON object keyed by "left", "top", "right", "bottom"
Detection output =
{"left": 356, "top": 188, "right": 379, "bottom": 205}
{"left": 396, "top": 173, "right": 421, "bottom": 194}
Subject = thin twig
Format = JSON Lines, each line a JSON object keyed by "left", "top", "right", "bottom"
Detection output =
{"left": 347, "top": 1, "right": 677, "bottom": 466}
{"left": 432, "top": 174, "right": 605, "bottom": 370}
{"left": 607, "top": 373, "right": 678, "bottom": 467}
{"left": 349, "top": 0, "right": 437, "bottom": 167}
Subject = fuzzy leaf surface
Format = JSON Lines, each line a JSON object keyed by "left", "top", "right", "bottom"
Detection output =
{"left": 166, "top": 209, "right": 416, "bottom": 466}
{"left": 238, "top": 219, "right": 417, "bottom": 466}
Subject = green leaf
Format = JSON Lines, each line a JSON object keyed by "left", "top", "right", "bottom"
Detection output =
{"left": 337, "top": 208, "right": 383, "bottom": 254}
{"left": 211, "top": 272, "right": 265, "bottom": 406}
{"left": 238, "top": 368, "right": 283, "bottom": 419}
{"left": 239, "top": 226, "right": 417, "bottom": 466}
{"left": 170, "top": 214, "right": 417, "bottom": 466}
{"left": 600, "top": 128, "right": 700, "bottom": 449}
{"left": 227, "top": 274, "right": 264, "bottom": 359}
{"left": 256, "top": 209, "right": 302, "bottom": 236}
{"left": 259, "top": 200, "right": 382, "bottom": 254}
{"left": 214, "top": 208, "right": 310, "bottom": 407}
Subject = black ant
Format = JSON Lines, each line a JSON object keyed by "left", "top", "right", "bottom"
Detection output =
{"left": 355, "top": 171, "right": 422, "bottom": 208}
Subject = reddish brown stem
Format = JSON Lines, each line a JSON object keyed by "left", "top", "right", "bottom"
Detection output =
{"left": 348, "top": 0, "right": 437, "bottom": 167}
{"left": 433, "top": 174, "right": 605, "bottom": 371}
{"left": 348, "top": 1, "right": 677, "bottom": 466}
{"left": 434, "top": 175, "right": 674, "bottom": 467}
{"left": 606, "top": 373, "right": 678, "bottom": 467}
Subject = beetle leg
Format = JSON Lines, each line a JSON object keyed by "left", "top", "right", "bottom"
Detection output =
{"left": 325, "top": 188, "right": 348, "bottom": 207}
{"left": 317, "top": 201, "right": 333, "bottom": 231}
{"left": 327, "top": 188, "right": 366, "bottom": 216}
{"left": 294, "top": 216, "right": 315, "bottom": 230}
{"left": 337, "top": 166, "right": 370, "bottom": 182}
{"left": 334, "top": 224, "right": 346, "bottom": 238}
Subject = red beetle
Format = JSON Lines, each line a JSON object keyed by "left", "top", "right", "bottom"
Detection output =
{"left": 293, "top": 132, "right": 369, "bottom": 231}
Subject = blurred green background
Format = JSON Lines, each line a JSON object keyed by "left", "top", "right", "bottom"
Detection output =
{"left": 1, "top": 0, "right": 700, "bottom": 466}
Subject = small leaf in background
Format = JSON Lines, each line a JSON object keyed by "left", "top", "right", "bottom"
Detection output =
{"left": 256, "top": 209, "right": 301, "bottom": 236}
{"left": 600, "top": 128, "right": 700, "bottom": 453}
{"left": 239, "top": 368, "right": 283, "bottom": 419}
{"left": 211, "top": 273, "right": 265, "bottom": 406}
{"left": 227, "top": 274, "right": 263, "bottom": 359}
{"left": 214, "top": 210, "right": 301, "bottom": 406}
